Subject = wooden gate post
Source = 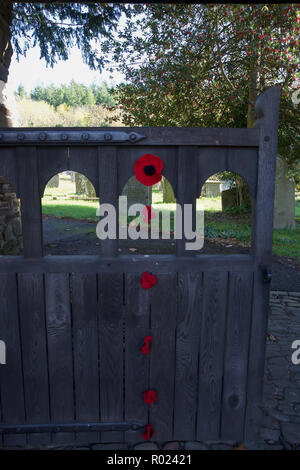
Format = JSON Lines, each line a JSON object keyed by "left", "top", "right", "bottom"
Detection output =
{"left": 245, "top": 86, "right": 280, "bottom": 441}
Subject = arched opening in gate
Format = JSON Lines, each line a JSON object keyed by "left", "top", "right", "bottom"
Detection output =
{"left": 0, "top": 176, "right": 22, "bottom": 255}
{"left": 41, "top": 171, "right": 100, "bottom": 255}
{"left": 119, "top": 176, "right": 177, "bottom": 255}
{"left": 196, "top": 171, "right": 252, "bottom": 255}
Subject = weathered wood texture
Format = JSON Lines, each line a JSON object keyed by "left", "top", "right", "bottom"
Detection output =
{"left": 45, "top": 273, "right": 74, "bottom": 444}
{"left": 0, "top": 127, "right": 259, "bottom": 147}
{"left": 0, "top": 273, "right": 26, "bottom": 446}
{"left": 17, "top": 273, "right": 50, "bottom": 445}
{"left": 197, "top": 271, "right": 227, "bottom": 440}
{"left": 70, "top": 273, "right": 100, "bottom": 443}
{"left": 245, "top": 86, "right": 281, "bottom": 441}
{"left": 174, "top": 272, "right": 202, "bottom": 441}
{"left": 98, "top": 273, "right": 124, "bottom": 443}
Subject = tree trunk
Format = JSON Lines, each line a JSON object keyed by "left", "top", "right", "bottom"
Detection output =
{"left": 0, "top": 0, "right": 13, "bottom": 126}
{"left": 0, "top": 1, "right": 23, "bottom": 255}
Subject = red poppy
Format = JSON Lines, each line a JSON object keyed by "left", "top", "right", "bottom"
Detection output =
{"left": 142, "top": 205, "right": 156, "bottom": 224}
{"left": 141, "top": 335, "right": 152, "bottom": 355}
{"left": 141, "top": 272, "right": 157, "bottom": 289}
{"left": 134, "top": 153, "right": 163, "bottom": 186}
{"left": 143, "top": 423, "right": 154, "bottom": 440}
{"left": 143, "top": 390, "right": 157, "bottom": 405}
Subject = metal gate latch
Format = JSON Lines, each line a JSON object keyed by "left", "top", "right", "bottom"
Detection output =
{"left": 262, "top": 267, "right": 272, "bottom": 284}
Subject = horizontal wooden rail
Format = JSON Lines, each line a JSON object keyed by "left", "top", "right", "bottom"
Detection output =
{"left": 0, "top": 421, "right": 146, "bottom": 434}
{"left": 0, "top": 254, "right": 256, "bottom": 273}
{"left": 0, "top": 127, "right": 259, "bottom": 147}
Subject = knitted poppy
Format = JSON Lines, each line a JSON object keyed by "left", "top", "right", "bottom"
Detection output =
{"left": 134, "top": 153, "right": 163, "bottom": 186}
{"left": 143, "top": 389, "right": 157, "bottom": 405}
{"left": 141, "top": 335, "right": 152, "bottom": 355}
{"left": 141, "top": 272, "right": 157, "bottom": 290}
{"left": 143, "top": 423, "right": 154, "bottom": 440}
{"left": 142, "top": 205, "right": 156, "bottom": 224}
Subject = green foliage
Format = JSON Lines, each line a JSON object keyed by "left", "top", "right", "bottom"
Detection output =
{"left": 22, "top": 80, "right": 116, "bottom": 108}
{"left": 15, "top": 97, "right": 124, "bottom": 127}
{"left": 11, "top": 3, "right": 129, "bottom": 70}
{"left": 105, "top": 4, "right": 300, "bottom": 181}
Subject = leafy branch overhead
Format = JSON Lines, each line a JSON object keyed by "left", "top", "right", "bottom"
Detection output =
{"left": 11, "top": 2, "right": 129, "bottom": 70}
{"left": 103, "top": 3, "right": 300, "bottom": 182}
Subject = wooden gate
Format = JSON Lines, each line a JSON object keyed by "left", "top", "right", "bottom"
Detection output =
{"left": 0, "top": 87, "right": 280, "bottom": 446}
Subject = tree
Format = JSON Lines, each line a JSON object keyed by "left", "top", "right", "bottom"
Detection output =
{"left": 0, "top": 1, "right": 128, "bottom": 253}
{"left": 0, "top": 1, "right": 128, "bottom": 125}
{"left": 105, "top": 4, "right": 300, "bottom": 186}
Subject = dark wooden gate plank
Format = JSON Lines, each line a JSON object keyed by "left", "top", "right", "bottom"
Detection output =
{"left": 98, "top": 146, "right": 118, "bottom": 257}
{"left": 17, "top": 147, "right": 43, "bottom": 257}
{"left": 0, "top": 273, "right": 26, "bottom": 446}
{"left": 176, "top": 146, "right": 198, "bottom": 256}
{"left": 149, "top": 273, "right": 177, "bottom": 442}
{"left": 17, "top": 273, "right": 50, "bottom": 445}
{"left": 197, "top": 271, "right": 228, "bottom": 440}
{"left": 244, "top": 273, "right": 269, "bottom": 441}
{"left": 98, "top": 272, "right": 124, "bottom": 443}
{"left": 173, "top": 272, "right": 202, "bottom": 441}
{"left": 220, "top": 271, "right": 253, "bottom": 441}
{"left": 45, "top": 273, "right": 74, "bottom": 444}
{"left": 124, "top": 273, "right": 151, "bottom": 443}
{"left": 70, "top": 273, "right": 100, "bottom": 443}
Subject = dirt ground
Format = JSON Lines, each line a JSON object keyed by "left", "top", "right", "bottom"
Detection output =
{"left": 42, "top": 215, "right": 300, "bottom": 292}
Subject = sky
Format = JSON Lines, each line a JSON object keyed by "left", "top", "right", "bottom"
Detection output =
{"left": 6, "top": 45, "right": 125, "bottom": 96}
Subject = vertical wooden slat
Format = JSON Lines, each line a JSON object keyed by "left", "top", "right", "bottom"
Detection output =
{"left": 45, "top": 273, "right": 74, "bottom": 444}
{"left": 71, "top": 273, "right": 100, "bottom": 443}
{"left": 176, "top": 146, "right": 198, "bottom": 257}
{"left": 124, "top": 273, "right": 150, "bottom": 443}
{"left": 197, "top": 271, "right": 227, "bottom": 440}
{"left": 98, "top": 272, "right": 124, "bottom": 443}
{"left": 0, "top": 273, "right": 26, "bottom": 446}
{"left": 245, "top": 86, "right": 281, "bottom": 441}
{"left": 173, "top": 272, "right": 202, "bottom": 441}
{"left": 149, "top": 273, "right": 177, "bottom": 442}
{"left": 17, "top": 273, "right": 50, "bottom": 445}
{"left": 98, "top": 146, "right": 118, "bottom": 257}
{"left": 221, "top": 271, "right": 253, "bottom": 441}
{"left": 17, "top": 147, "right": 43, "bottom": 257}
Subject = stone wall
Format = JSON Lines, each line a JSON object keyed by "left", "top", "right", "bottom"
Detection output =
{"left": 0, "top": 176, "right": 23, "bottom": 254}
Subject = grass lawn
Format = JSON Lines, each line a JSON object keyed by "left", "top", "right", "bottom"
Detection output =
{"left": 42, "top": 175, "right": 300, "bottom": 263}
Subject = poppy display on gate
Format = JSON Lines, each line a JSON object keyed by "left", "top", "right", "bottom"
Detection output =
{"left": 140, "top": 272, "right": 157, "bottom": 289}
{"left": 143, "top": 423, "right": 155, "bottom": 440}
{"left": 143, "top": 389, "right": 157, "bottom": 405}
{"left": 134, "top": 153, "right": 163, "bottom": 186}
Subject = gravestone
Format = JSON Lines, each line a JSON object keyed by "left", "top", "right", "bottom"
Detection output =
{"left": 221, "top": 187, "right": 237, "bottom": 211}
{"left": 122, "top": 176, "right": 152, "bottom": 208}
{"left": 273, "top": 155, "right": 295, "bottom": 229}
{"left": 47, "top": 174, "right": 59, "bottom": 188}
